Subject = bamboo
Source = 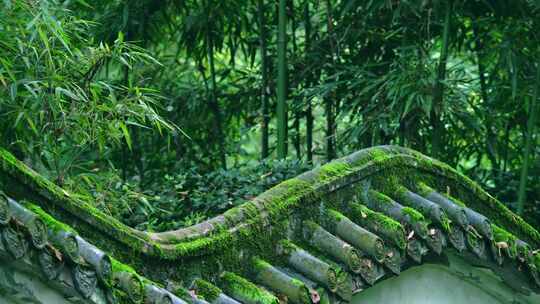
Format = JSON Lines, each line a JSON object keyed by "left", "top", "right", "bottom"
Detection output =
{"left": 517, "top": 63, "right": 540, "bottom": 214}
{"left": 278, "top": 240, "right": 338, "bottom": 293}
{"left": 324, "top": 209, "right": 386, "bottom": 262}
{"left": 8, "top": 198, "right": 48, "bottom": 249}
{"left": 304, "top": 1, "right": 313, "bottom": 164}
{"left": 1, "top": 225, "right": 28, "bottom": 259}
{"left": 72, "top": 263, "right": 98, "bottom": 299}
{"left": 417, "top": 183, "right": 469, "bottom": 228}
{"left": 258, "top": 0, "right": 270, "bottom": 159}
{"left": 302, "top": 221, "right": 362, "bottom": 273}
{"left": 431, "top": 0, "right": 452, "bottom": 157}
{"left": 253, "top": 258, "right": 312, "bottom": 304}
{"left": 277, "top": 0, "right": 288, "bottom": 159}
{"left": 76, "top": 236, "right": 112, "bottom": 286}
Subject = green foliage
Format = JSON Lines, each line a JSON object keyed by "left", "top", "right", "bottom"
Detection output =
{"left": 68, "top": 159, "right": 310, "bottom": 232}
{"left": 1, "top": 0, "right": 540, "bottom": 230}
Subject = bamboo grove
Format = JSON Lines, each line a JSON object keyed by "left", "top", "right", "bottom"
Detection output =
{"left": 1, "top": 0, "right": 540, "bottom": 230}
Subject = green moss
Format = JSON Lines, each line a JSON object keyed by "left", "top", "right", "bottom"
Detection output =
{"left": 369, "top": 190, "right": 393, "bottom": 206}
{"left": 171, "top": 231, "right": 234, "bottom": 258}
{"left": 349, "top": 203, "right": 406, "bottom": 249}
{"left": 401, "top": 207, "right": 426, "bottom": 223}
{"left": 220, "top": 272, "right": 278, "bottom": 304}
{"left": 318, "top": 162, "right": 352, "bottom": 182}
{"left": 23, "top": 202, "right": 77, "bottom": 234}
{"left": 193, "top": 279, "right": 221, "bottom": 302}
{"left": 327, "top": 209, "right": 346, "bottom": 222}
{"left": 111, "top": 258, "right": 138, "bottom": 275}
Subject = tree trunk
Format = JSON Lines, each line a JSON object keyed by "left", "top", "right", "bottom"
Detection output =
{"left": 431, "top": 1, "right": 452, "bottom": 158}
{"left": 517, "top": 64, "right": 540, "bottom": 214}
{"left": 207, "top": 22, "right": 227, "bottom": 169}
{"left": 277, "top": 0, "right": 288, "bottom": 159}
{"left": 258, "top": 0, "right": 270, "bottom": 160}
{"left": 325, "top": 0, "right": 336, "bottom": 161}
{"left": 304, "top": 1, "right": 314, "bottom": 164}
{"left": 472, "top": 20, "right": 498, "bottom": 173}
{"left": 291, "top": 3, "right": 302, "bottom": 159}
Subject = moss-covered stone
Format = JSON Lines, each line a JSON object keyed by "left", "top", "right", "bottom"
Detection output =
{"left": 220, "top": 272, "right": 279, "bottom": 304}
{"left": 193, "top": 279, "right": 222, "bottom": 302}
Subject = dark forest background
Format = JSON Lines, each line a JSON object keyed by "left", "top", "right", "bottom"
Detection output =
{"left": 1, "top": 0, "right": 540, "bottom": 231}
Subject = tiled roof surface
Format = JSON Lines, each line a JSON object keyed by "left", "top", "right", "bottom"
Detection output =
{"left": 1, "top": 145, "right": 539, "bottom": 303}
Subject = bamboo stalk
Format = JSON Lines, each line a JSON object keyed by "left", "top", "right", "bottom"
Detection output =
{"left": 416, "top": 183, "right": 469, "bottom": 228}
{"left": 302, "top": 221, "right": 362, "bottom": 273}
{"left": 518, "top": 63, "right": 540, "bottom": 214}
{"left": 324, "top": 209, "right": 386, "bottom": 262}
{"left": 252, "top": 258, "right": 312, "bottom": 304}
{"left": 76, "top": 236, "right": 112, "bottom": 286}
{"left": 277, "top": 0, "right": 288, "bottom": 159}
{"left": 72, "top": 263, "right": 98, "bottom": 299}
{"left": 258, "top": 0, "right": 270, "bottom": 160}
{"left": 278, "top": 240, "right": 338, "bottom": 293}
{"left": 8, "top": 199, "right": 48, "bottom": 249}
{"left": 1, "top": 225, "right": 28, "bottom": 259}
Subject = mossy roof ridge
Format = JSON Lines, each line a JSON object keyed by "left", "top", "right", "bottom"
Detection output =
{"left": 1, "top": 145, "right": 539, "bottom": 260}
{"left": 0, "top": 194, "right": 188, "bottom": 304}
